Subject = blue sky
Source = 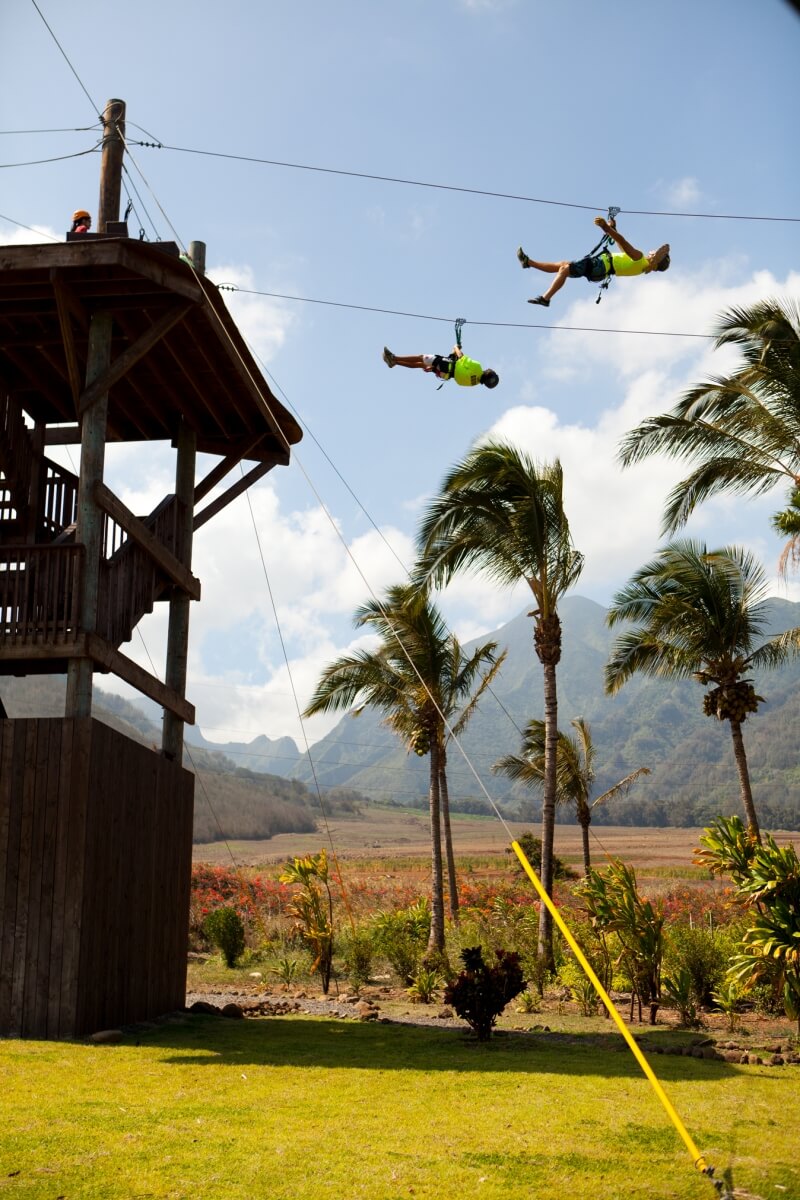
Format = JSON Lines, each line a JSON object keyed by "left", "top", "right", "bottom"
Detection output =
{"left": 2, "top": 0, "right": 800, "bottom": 747}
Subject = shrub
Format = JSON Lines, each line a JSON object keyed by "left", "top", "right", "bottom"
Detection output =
{"left": 507, "top": 832, "right": 575, "bottom": 881}
{"left": 203, "top": 906, "right": 246, "bottom": 967}
{"left": 372, "top": 899, "right": 430, "bottom": 985}
{"left": 280, "top": 850, "right": 334, "bottom": 994}
{"left": 342, "top": 928, "right": 374, "bottom": 992}
{"left": 662, "top": 924, "right": 728, "bottom": 1007}
{"left": 443, "top": 946, "right": 525, "bottom": 1041}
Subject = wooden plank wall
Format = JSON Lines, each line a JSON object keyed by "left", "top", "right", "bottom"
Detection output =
{"left": 0, "top": 717, "right": 194, "bottom": 1038}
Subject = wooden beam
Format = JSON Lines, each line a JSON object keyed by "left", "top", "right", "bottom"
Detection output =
{"left": 51, "top": 273, "right": 85, "bottom": 413}
{"left": 193, "top": 461, "right": 273, "bottom": 531}
{"left": 79, "top": 302, "right": 193, "bottom": 415}
{"left": 85, "top": 634, "right": 195, "bottom": 723}
{"left": 193, "top": 434, "right": 268, "bottom": 503}
{"left": 93, "top": 482, "right": 201, "bottom": 599}
{"left": 44, "top": 425, "right": 82, "bottom": 445}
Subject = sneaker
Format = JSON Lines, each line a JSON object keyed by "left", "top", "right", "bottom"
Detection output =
{"left": 528, "top": 296, "right": 550, "bottom": 308}
{"left": 517, "top": 246, "right": 531, "bottom": 268}
{"left": 383, "top": 346, "right": 396, "bottom": 367}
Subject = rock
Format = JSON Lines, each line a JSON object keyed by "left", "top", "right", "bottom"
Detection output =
{"left": 88, "top": 1029, "right": 123, "bottom": 1044}
{"left": 188, "top": 1001, "right": 220, "bottom": 1015}
{"left": 691, "top": 1046, "right": 705, "bottom": 1058}
{"left": 436, "top": 1007, "right": 454, "bottom": 1020}
{"left": 356, "top": 1001, "right": 377, "bottom": 1020}
{"left": 702, "top": 1047, "right": 721, "bottom": 1060}
{"left": 248, "top": 972, "right": 263, "bottom": 980}
{"left": 721, "top": 1050, "right": 742, "bottom": 1063}
{"left": 739, "top": 1052, "right": 749, "bottom": 1064}
{"left": 221, "top": 1003, "right": 244, "bottom": 1019}
{"left": 770, "top": 1053, "right": 784, "bottom": 1066}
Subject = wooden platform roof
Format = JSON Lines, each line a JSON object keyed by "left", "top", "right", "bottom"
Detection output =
{"left": 0, "top": 238, "right": 302, "bottom": 464}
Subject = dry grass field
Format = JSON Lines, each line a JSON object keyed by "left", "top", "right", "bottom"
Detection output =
{"left": 192, "top": 806, "right": 799, "bottom": 871}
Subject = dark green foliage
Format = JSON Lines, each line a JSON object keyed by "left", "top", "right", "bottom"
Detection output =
{"left": 342, "top": 928, "right": 374, "bottom": 990}
{"left": 203, "top": 906, "right": 246, "bottom": 967}
{"left": 372, "top": 900, "right": 430, "bottom": 985}
{"left": 506, "top": 832, "right": 574, "bottom": 880}
{"left": 443, "top": 946, "right": 525, "bottom": 1040}
{"left": 662, "top": 924, "right": 730, "bottom": 1007}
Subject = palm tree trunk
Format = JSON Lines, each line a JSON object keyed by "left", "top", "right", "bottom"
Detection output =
{"left": 438, "top": 751, "right": 459, "bottom": 922}
{"left": 426, "top": 738, "right": 446, "bottom": 957}
{"left": 579, "top": 810, "right": 591, "bottom": 877}
{"left": 537, "top": 652, "right": 560, "bottom": 970}
{"left": 729, "top": 718, "right": 761, "bottom": 842}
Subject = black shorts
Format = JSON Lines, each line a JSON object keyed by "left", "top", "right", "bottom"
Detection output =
{"left": 432, "top": 354, "right": 455, "bottom": 379}
{"left": 569, "top": 253, "right": 610, "bottom": 283}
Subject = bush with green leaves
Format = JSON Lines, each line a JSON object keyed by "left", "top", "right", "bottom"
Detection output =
{"left": 507, "top": 832, "right": 575, "bottom": 881}
{"left": 576, "top": 859, "right": 664, "bottom": 1024}
{"left": 203, "top": 906, "right": 246, "bottom": 968}
{"left": 662, "top": 924, "right": 730, "bottom": 1008}
{"left": 372, "top": 898, "right": 430, "bottom": 985}
{"left": 443, "top": 946, "right": 525, "bottom": 1041}
{"left": 696, "top": 815, "right": 800, "bottom": 1032}
{"left": 279, "top": 850, "right": 334, "bottom": 994}
{"left": 559, "top": 958, "right": 599, "bottom": 1016}
{"left": 341, "top": 928, "right": 374, "bottom": 991}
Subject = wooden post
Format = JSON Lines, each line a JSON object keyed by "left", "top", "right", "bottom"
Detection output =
{"left": 188, "top": 241, "right": 206, "bottom": 274}
{"left": 162, "top": 420, "right": 196, "bottom": 761}
{"left": 97, "top": 99, "right": 126, "bottom": 234}
{"left": 65, "top": 313, "right": 112, "bottom": 718}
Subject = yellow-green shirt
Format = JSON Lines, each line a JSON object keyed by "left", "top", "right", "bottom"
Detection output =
{"left": 453, "top": 356, "right": 483, "bottom": 386}
{"left": 610, "top": 252, "right": 649, "bottom": 277}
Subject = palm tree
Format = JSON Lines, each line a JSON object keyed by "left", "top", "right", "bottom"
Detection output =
{"left": 303, "top": 583, "right": 502, "bottom": 957}
{"left": 414, "top": 441, "right": 584, "bottom": 968}
{"left": 605, "top": 540, "right": 800, "bottom": 841}
{"left": 493, "top": 717, "right": 650, "bottom": 876}
{"left": 617, "top": 300, "right": 800, "bottom": 568}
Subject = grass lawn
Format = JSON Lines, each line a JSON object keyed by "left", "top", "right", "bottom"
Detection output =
{"left": 2, "top": 1013, "right": 798, "bottom": 1200}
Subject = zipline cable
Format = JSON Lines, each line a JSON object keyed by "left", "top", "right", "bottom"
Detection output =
{"left": 137, "top": 138, "right": 800, "bottom": 225}
{"left": 217, "top": 284, "right": 713, "bottom": 340}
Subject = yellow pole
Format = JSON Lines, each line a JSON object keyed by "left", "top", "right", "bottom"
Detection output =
{"left": 511, "top": 840, "right": 718, "bottom": 1188}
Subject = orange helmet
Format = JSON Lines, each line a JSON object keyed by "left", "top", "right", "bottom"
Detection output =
{"left": 72, "top": 209, "right": 91, "bottom": 222}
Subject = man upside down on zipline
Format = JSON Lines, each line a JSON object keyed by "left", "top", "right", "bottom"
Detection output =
{"left": 519, "top": 216, "right": 670, "bottom": 307}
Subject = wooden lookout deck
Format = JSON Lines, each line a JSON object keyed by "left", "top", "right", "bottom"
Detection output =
{"left": 0, "top": 224, "right": 302, "bottom": 1036}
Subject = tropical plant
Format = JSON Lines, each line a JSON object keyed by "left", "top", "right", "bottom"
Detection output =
{"left": 203, "top": 906, "right": 245, "bottom": 968}
{"left": 577, "top": 860, "right": 664, "bottom": 1024}
{"left": 617, "top": 299, "right": 800, "bottom": 574}
{"left": 372, "top": 899, "right": 431, "bottom": 985}
{"left": 696, "top": 815, "right": 800, "bottom": 1032}
{"left": 515, "top": 987, "right": 541, "bottom": 1014}
{"left": 494, "top": 718, "right": 649, "bottom": 875}
{"left": 606, "top": 540, "right": 800, "bottom": 840}
{"left": 279, "top": 850, "right": 334, "bottom": 994}
{"left": 415, "top": 441, "right": 583, "bottom": 969}
{"left": 712, "top": 979, "right": 744, "bottom": 1032}
{"left": 661, "top": 967, "right": 701, "bottom": 1028}
{"left": 443, "top": 946, "right": 526, "bottom": 1041}
{"left": 270, "top": 955, "right": 301, "bottom": 989}
{"left": 406, "top": 965, "right": 443, "bottom": 1004}
{"left": 304, "top": 583, "right": 502, "bottom": 956}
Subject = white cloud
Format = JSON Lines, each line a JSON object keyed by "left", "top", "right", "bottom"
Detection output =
{"left": 664, "top": 177, "right": 703, "bottom": 208}
{"left": 0, "top": 223, "right": 60, "bottom": 245}
{"left": 206, "top": 263, "right": 294, "bottom": 362}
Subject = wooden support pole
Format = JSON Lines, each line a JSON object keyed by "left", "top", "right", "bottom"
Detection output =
{"left": 65, "top": 312, "right": 112, "bottom": 718}
{"left": 162, "top": 420, "right": 197, "bottom": 761}
{"left": 97, "top": 99, "right": 126, "bottom": 234}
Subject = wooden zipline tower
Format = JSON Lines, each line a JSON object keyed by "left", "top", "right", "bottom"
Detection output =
{"left": 0, "top": 100, "right": 302, "bottom": 1037}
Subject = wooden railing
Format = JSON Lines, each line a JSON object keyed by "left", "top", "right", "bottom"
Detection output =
{"left": 97, "top": 494, "right": 185, "bottom": 646}
{"left": 0, "top": 545, "right": 83, "bottom": 646}
{"left": 0, "top": 393, "right": 33, "bottom": 514}
{"left": 0, "top": 494, "right": 186, "bottom": 653}
{"left": 41, "top": 459, "right": 79, "bottom": 539}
